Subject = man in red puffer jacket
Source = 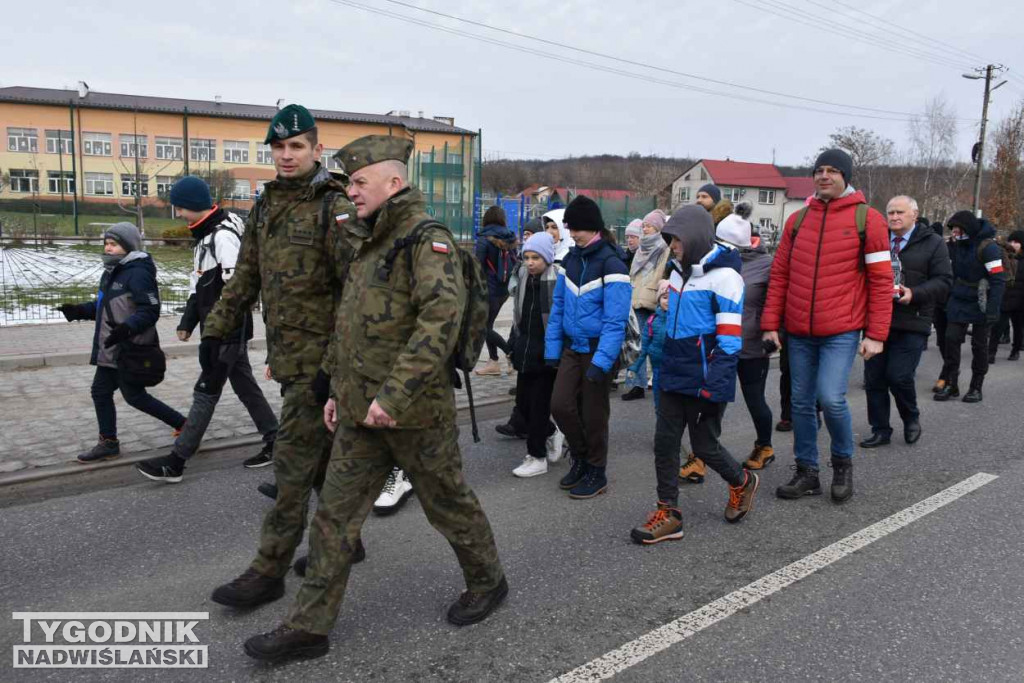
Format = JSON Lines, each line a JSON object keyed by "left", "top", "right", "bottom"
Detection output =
{"left": 761, "top": 149, "right": 892, "bottom": 504}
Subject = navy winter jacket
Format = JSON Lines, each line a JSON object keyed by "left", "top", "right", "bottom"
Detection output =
{"left": 544, "top": 238, "right": 632, "bottom": 373}
{"left": 82, "top": 253, "right": 162, "bottom": 368}
{"left": 475, "top": 223, "right": 518, "bottom": 297}
{"left": 947, "top": 219, "right": 1005, "bottom": 324}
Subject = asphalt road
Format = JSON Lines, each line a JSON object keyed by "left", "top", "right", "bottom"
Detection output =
{"left": 2, "top": 345, "right": 1022, "bottom": 682}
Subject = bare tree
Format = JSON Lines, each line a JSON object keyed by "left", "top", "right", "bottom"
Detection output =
{"left": 907, "top": 96, "right": 959, "bottom": 218}
{"left": 986, "top": 101, "right": 1024, "bottom": 230}
{"left": 823, "top": 126, "right": 896, "bottom": 204}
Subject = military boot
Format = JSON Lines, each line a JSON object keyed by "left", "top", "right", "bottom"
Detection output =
{"left": 293, "top": 539, "right": 366, "bottom": 577}
{"left": 447, "top": 576, "right": 509, "bottom": 626}
{"left": 211, "top": 568, "right": 284, "bottom": 608}
{"left": 962, "top": 376, "right": 984, "bottom": 403}
{"left": 933, "top": 383, "right": 959, "bottom": 401}
{"left": 244, "top": 624, "right": 328, "bottom": 662}
{"left": 678, "top": 454, "right": 705, "bottom": 483}
{"left": 743, "top": 444, "right": 775, "bottom": 470}
{"left": 829, "top": 456, "right": 854, "bottom": 503}
{"left": 77, "top": 436, "right": 120, "bottom": 464}
{"left": 776, "top": 465, "right": 822, "bottom": 499}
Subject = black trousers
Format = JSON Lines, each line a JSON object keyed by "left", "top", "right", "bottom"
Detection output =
{"left": 515, "top": 368, "right": 557, "bottom": 459}
{"left": 738, "top": 357, "right": 772, "bottom": 447}
{"left": 988, "top": 311, "right": 1024, "bottom": 356}
{"left": 940, "top": 321, "right": 989, "bottom": 386}
{"left": 864, "top": 330, "right": 927, "bottom": 435}
{"left": 654, "top": 392, "right": 744, "bottom": 507}
{"left": 485, "top": 293, "right": 511, "bottom": 361}
{"left": 934, "top": 306, "right": 948, "bottom": 364}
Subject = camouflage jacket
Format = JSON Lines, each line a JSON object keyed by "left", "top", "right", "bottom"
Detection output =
{"left": 203, "top": 164, "right": 362, "bottom": 382}
{"left": 326, "top": 186, "right": 465, "bottom": 429}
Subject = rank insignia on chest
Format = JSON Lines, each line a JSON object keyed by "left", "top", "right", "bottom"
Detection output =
{"left": 431, "top": 241, "right": 449, "bottom": 254}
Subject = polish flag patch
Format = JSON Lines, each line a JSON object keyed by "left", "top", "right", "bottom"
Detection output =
{"left": 335, "top": 213, "right": 349, "bottom": 225}
{"left": 431, "top": 241, "right": 450, "bottom": 254}
{"left": 985, "top": 259, "right": 1004, "bottom": 274}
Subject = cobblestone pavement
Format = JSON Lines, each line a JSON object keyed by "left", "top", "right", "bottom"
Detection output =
{"left": 0, "top": 305, "right": 516, "bottom": 474}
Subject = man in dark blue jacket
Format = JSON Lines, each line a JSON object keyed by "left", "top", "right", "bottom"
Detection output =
{"left": 935, "top": 210, "right": 1005, "bottom": 403}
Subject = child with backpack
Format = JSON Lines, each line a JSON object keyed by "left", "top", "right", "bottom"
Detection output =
{"left": 545, "top": 196, "right": 632, "bottom": 499}
{"left": 57, "top": 222, "right": 186, "bottom": 463}
{"left": 509, "top": 234, "right": 563, "bottom": 477}
{"left": 475, "top": 206, "right": 519, "bottom": 377}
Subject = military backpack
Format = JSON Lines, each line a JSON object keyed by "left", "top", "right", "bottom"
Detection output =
{"left": 380, "top": 219, "right": 489, "bottom": 442}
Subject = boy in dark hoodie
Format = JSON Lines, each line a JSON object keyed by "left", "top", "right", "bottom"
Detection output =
{"left": 58, "top": 222, "right": 186, "bottom": 463}
{"left": 475, "top": 205, "right": 519, "bottom": 377}
{"left": 630, "top": 205, "right": 758, "bottom": 545}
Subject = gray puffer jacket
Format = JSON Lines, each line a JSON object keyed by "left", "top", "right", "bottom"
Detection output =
{"left": 738, "top": 245, "right": 773, "bottom": 359}
{"left": 82, "top": 252, "right": 162, "bottom": 368}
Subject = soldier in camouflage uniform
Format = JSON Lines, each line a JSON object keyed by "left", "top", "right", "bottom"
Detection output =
{"left": 243, "top": 135, "right": 508, "bottom": 663}
{"left": 205, "top": 105, "right": 367, "bottom": 609}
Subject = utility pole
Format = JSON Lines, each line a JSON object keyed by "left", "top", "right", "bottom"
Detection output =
{"left": 964, "top": 64, "right": 1007, "bottom": 217}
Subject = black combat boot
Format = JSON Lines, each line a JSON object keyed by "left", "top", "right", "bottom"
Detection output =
{"left": 293, "top": 539, "right": 367, "bottom": 577}
{"left": 243, "top": 624, "right": 328, "bottom": 661}
{"left": 559, "top": 456, "right": 588, "bottom": 490}
{"left": 933, "top": 384, "right": 959, "bottom": 401}
{"left": 77, "top": 436, "right": 120, "bottom": 464}
{"left": 257, "top": 482, "right": 278, "bottom": 500}
{"left": 775, "top": 465, "right": 822, "bottom": 499}
{"left": 830, "top": 456, "right": 854, "bottom": 503}
{"left": 962, "top": 376, "right": 983, "bottom": 403}
{"left": 446, "top": 576, "right": 509, "bottom": 626}
{"left": 211, "top": 568, "right": 284, "bottom": 608}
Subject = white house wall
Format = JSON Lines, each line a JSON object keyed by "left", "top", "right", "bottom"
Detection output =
{"left": 669, "top": 161, "right": 789, "bottom": 231}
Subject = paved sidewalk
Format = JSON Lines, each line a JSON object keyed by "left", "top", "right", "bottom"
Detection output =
{"left": 0, "top": 304, "right": 516, "bottom": 475}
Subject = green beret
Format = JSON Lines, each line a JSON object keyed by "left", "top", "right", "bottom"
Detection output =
{"left": 333, "top": 135, "right": 413, "bottom": 175}
{"left": 264, "top": 104, "right": 316, "bottom": 144}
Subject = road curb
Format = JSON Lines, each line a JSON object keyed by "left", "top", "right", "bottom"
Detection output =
{"left": 0, "top": 394, "right": 514, "bottom": 488}
{"left": 0, "top": 338, "right": 268, "bottom": 371}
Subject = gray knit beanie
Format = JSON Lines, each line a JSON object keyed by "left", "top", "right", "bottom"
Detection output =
{"left": 104, "top": 222, "right": 143, "bottom": 253}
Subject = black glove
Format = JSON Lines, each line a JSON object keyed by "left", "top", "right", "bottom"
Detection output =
{"left": 312, "top": 369, "right": 332, "bottom": 404}
{"left": 198, "top": 337, "right": 223, "bottom": 376}
{"left": 57, "top": 303, "right": 87, "bottom": 322}
{"left": 103, "top": 323, "right": 133, "bottom": 348}
{"left": 585, "top": 364, "right": 607, "bottom": 384}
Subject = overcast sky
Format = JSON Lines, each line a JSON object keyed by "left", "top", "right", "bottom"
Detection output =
{"left": 7, "top": 0, "right": 1024, "bottom": 167}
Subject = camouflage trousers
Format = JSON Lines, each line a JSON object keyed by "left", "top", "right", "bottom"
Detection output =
{"left": 285, "top": 423, "right": 505, "bottom": 635}
{"left": 249, "top": 380, "right": 333, "bottom": 578}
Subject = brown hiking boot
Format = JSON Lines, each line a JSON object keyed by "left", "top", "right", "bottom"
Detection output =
{"left": 475, "top": 359, "right": 502, "bottom": 376}
{"left": 678, "top": 454, "right": 705, "bottom": 483}
{"left": 630, "top": 502, "right": 684, "bottom": 545}
{"left": 725, "top": 470, "right": 759, "bottom": 524}
{"left": 744, "top": 444, "right": 775, "bottom": 470}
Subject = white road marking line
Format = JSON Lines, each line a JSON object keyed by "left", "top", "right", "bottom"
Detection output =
{"left": 550, "top": 472, "right": 999, "bottom": 683}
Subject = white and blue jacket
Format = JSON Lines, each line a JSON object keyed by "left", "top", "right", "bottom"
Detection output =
{"left": 661, "top": 243, "right": 744, "bottom": 403}
{"left": 544, "top": 238, "right": 632, "bottom": 373}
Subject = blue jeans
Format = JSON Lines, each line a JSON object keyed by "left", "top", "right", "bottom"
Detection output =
{"left": 787, "top": 331, "right": 860, "bottom": 469}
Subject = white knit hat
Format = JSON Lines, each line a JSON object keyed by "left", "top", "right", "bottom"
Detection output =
{"left": 716, "top": 214, "right": 752, "bottom": 248}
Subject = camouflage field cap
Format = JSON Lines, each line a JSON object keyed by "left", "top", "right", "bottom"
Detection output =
{"left": 264, "top": 104, "right": 316, "bottom": 144}
{"left": 333, "top": 135, "right": 413, "bottom": 175}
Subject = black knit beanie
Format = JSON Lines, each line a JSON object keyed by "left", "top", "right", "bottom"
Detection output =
{"left": 947, "top": 210, "right": 980, "bottom": 237}
{"left": 1008, "top": 229, "right": 1024, "bottom": 245}
{"left": 563, "top": 195, "right": 604, "bottom": 234}
{"left": 812, "top": 148, "right": 853, "bottom": 183}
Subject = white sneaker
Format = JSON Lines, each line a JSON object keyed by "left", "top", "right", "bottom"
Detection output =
{"left": 512, "top": 455, "right": 548, "bottom": 478}
{"left": 546, "top": 428, "right": 565, "bottom": 463}
{"left": 373, "top": 467, "right": 414, "bottom": 515}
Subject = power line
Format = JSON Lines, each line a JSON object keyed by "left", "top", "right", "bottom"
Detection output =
{"left": 331, "top": 0, "right": 976, "bottom": 124}
{"left": 733, "top": 0, "right": 976, "bottom": 72}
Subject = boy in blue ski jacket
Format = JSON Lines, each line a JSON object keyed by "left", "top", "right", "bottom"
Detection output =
{"left": 545, "top": 196, "right": 632, "bottom": 500}
{"left": 630, "top": 205, "right": 759, "bottom": 545}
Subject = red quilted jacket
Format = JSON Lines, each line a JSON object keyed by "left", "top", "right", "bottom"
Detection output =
{"left": 762, "top": 190, "right": 893, "bottom": 341}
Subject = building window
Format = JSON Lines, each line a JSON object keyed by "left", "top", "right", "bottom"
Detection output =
{"left": 83, "top": 132, "right": 112, "bottom": 156}
{"left": 254, "top": 180, "right": 267, "bottom": 197}
{"left": 700, "top": 168, "right": 708, "bottom": 181}
{"left": 256, "top": 143, "right": 274, "bottom": 165}
{"left": 45, "top": 130, "right": 73, "bottom": 155}
{"left": 121, "top": 174, "right": 149, "bottom": 197}
{"left": 155, "top": 137, "right": 183, "bottom": 160}
{"left": 721, "top": 187, "right": 743, "bottom": 202}
{"left": 85, "top": 172, "right": 114, "bottom": 196}
{"left": 7, "top": 128, "right": 38, "bottom": 153}
{"left": 9, "top": 169, "right": 39, "bottom": 193}
{"left": 190, "top": 139, "right": 216, "bottom": 162}
{"left": 156, "top": 175, "right": 175, "bottom": 196}
{"left": 447, "top": 152, "right": 462, "bottom": 165}
{"left": 677, "top": 186, "right": 690, "bottom": 204}
{"left": 420, "top": 151, "right": 433, "bottom": 164}
{"left": 120, "top": 134, "right": 148, "bottom": 159}
{"left": 446, "top": 181, "right": 462, "bottom": 204}
{"left": 758, "top": 189, "right": 776, "bottom": 205}
{"left": 684, "top": 173, "right": 691, "bottom": 181}
{"left": 321, "top": 148, "right": 343, "bottom": 170}
{"left": 47, "top": 171, "right": 74, "bottom": 194}
{"left": 758, "top": 217, "right": 774, "bottom": 230}
{"left": 223, "top": 141, "right": 249, "bottom": 164}
{"left": 230, "top": 179, "right": 251, "bottom": 200}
